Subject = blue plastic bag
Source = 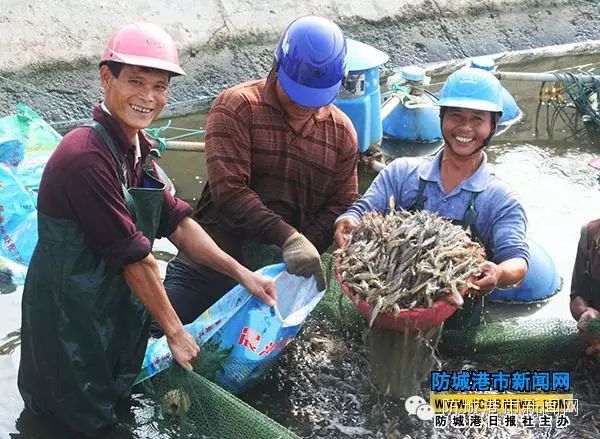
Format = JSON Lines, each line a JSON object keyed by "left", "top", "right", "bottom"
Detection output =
{"left": 0, "top": 103, "right": 62, "bottom": 192}
{"left": 0, "top": 255, "right": 28, "bottom": 285}
{"left": 0, "top": 164, "right": 37, "bottom": 279}
{"left": 138, "top": 263, "right": 325, "bottom": 393}
{"left": 9, "top": 210, "right": 37, "bottom": 264}
{"left": 0, "top": 139, "right": 24, "bottom": 170}
{"left": 0, "top": 105, "right": 61, "bottom": 285}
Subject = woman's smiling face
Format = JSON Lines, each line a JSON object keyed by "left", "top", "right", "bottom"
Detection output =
{"left": 442, "top": 107, "right": 494, "bottom": 157}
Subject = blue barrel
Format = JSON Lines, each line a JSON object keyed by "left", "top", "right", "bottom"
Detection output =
{"left": 334, "top": 39, "right": 389, "bottom": 153}
{"left": 382, "top": 102, "right": 442, "bottom": 144}
{"left": 381, "top": 66, "right": 443, "bottom": 145}
{"left": 499, "top": 87, "right": 521, "bottom": 123}
{"left": 469, "top": 57, "right": 522, "bottom": 124}
{"left": 489, "top": 238, "right": 561, "bottom": 303}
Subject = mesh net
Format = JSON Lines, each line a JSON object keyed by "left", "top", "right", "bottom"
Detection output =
{"left": 130, "top": 251, "right": 590, "bottom": 436}
{"left": 130, "top": 252, "right": 363, "bottom": 439}
{"left": 132, "top": 244, "right": 308, "bottom": 439}
{"left": 135, "top": 351, "right": 300, "bottom": 439}
{"left": 535, "top": 70, "right": 600, "bottom": 140}
{"left": 312, "top": 253, "right": 366, "bottom": 337}
{"left": 555, "top": 72, "right": 600, "bottom": 128}
{"left": 439, "top": 317, "right": 585, "bottom": 369}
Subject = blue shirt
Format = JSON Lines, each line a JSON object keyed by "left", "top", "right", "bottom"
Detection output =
{"left": 337, "top": 150, "right": 529, "bottom": 264}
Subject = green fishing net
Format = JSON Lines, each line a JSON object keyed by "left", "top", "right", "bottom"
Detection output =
{"left": 440, "top": 317, "right": 585, "bottom": 369}
{"left": 132, "top": 244, "right": 306, "bottom": 439}
{"left": 130, "top": 251, "right": 369, "bottom": 439}
{"left": 131, "top": 248, "right": 588, "bottom": 436}
{"left": 312, "top": 253, "right": 366, "bottom": 337}
{"left": 135, "top": 342, "right": 299, "bottom": 439}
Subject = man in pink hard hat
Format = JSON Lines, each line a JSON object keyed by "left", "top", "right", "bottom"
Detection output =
{"left": 18, "top": 22, "right": 277, "bottom": 434}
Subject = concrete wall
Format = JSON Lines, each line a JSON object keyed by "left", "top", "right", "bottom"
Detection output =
{"left": 0, "top": 0, "right": 528, "bottom": 71}
{"left": 0, "top": 0, "right": 598, "bottom": 122}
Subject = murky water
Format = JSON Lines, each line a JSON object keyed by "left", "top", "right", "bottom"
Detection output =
{"left": 1, "top": 52, "right": 599, "bottom": 437}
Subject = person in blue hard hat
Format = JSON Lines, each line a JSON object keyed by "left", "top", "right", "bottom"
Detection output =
{"left": 151, "top": 16, "right": 359, "bottom": 333}
{"left": 335, "top": 67, "right": 529, "bottom": 328}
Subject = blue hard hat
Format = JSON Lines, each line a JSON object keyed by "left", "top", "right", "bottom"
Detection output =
{"left": 437, "top": 67, "right": 503, "bottom": 114}
{"left": 469, "top": 57, "right": 497, "bottom": 72}
{"left": 402, "top": 65, "right": 426, "bottom": 82}
{"left": 274, "top": 16, "right": 347, "bottom": 108}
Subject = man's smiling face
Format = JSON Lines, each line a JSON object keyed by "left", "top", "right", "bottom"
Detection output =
{"left": 101, "top": 64, "right": 170, "bottom": 138}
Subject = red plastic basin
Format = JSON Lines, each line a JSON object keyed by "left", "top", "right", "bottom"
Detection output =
{"left": 337, "top": 270, "right": 465, "bottom": 332}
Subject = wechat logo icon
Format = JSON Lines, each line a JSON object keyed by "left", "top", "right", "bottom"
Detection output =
{"left": 405, "top": 395, "right": 435, "bottom": 421}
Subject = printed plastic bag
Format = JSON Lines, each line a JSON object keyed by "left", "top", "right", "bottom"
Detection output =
{"left": 0, "top": 139, "right": 24, "bottom": 170}
{"left": 0, "top": 103, "right": 62, "bottom": 192}
{"left": 0, "top": 164, "right": 36, "bottom": 230}
{"left": 0, "top": 255, "right": 28, "bottom": 285}
{"left": 138, "top": 263, "right": 325, "bottom": 393}
{"left": 0, "top": 104, "right": 61, "bottom": 285}
{"left": 9, "top": 210, "right": 37, "bottom": 264}
{"left": 0, "top": 164, "right": 37, "bottom": 284}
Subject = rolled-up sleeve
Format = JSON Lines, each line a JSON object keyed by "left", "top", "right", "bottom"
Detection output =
{"left": 157, "top": 194, "right": 192, "bottom": 238}
{"left": 489, "top": 192, "right": 529, "bottom": 265}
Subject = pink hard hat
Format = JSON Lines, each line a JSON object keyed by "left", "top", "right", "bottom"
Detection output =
{"left": 101, "top": 22, "right": 186, "bottom": 76}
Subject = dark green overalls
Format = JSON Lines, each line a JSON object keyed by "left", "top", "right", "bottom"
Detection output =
{"left": 18, "top": 122, "right": 165, "bottom": 433}
{"left": 410, "top": 178, "right": 492, "bottom": 329}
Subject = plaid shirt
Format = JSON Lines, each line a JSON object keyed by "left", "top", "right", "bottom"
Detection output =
{"left": 194, "top": 71, "right": 358, "bottom": 258}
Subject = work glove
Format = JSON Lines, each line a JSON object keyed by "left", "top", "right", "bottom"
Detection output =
{"left": 282, "top": 231, "right": 325, "bottom": 291}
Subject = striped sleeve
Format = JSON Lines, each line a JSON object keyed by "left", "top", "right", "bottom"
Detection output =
{"left": 304, "top": 126, "right": 359, "bottom": 252}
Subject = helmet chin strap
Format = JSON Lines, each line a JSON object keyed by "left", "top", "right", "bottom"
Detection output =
{"left": 440, "top": 109, "right": 500, "bottom": 157}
